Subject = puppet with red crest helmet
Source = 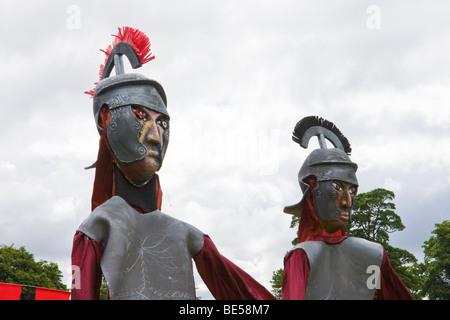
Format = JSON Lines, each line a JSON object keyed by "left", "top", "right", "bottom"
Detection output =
{"left": 71, "top": 27, "right": 276, "bottom": 300}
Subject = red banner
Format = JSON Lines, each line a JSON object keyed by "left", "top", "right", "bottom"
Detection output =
{"left": 35, "top": 287, "right": 71, "bottom": 300}
{"left": 0, "top": 283, "right": 22, "bottom": 300}
{"left": 0, "top": 282, "right": 70, "bottom": 300}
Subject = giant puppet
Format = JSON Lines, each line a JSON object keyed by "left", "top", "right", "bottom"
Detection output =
{"left": 282, "top": 116, "right": 413, "bottom": 300}
{"left": 71, "top": 27, "right": 276, "bottom": 300}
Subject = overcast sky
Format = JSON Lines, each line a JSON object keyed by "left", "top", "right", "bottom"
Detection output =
{"left": 0, "top": 0, "right": 449, "bottom": 299}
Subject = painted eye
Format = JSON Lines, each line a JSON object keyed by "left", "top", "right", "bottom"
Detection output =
{"left": 349, "top": 187, "right": 357, "bottom": 196}
{"left": 157, "top": 118, "right": 169, "bottom": 130}
{"left": 332, "top": 182, "right": 343, "bottom": 192}
{"left": 132, "top": 107, "right": 148, "bottom": 121}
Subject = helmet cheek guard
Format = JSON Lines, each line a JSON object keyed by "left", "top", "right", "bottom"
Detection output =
{"left": 313, "top": 180, "right": 357, "bottom": 221}
{"left": 313, "top": 181, "right": 340, "bottom": 221}
{"left": 107, "top": 105, "right": 147, "bottom": 163}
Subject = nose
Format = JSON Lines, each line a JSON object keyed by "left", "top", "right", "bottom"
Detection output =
{"left": 339, "top": 189, "right": 352, "bottom": 209}
{"left": 140, "top": 119, "right": 161, "bottom": 145}
{"left": 147, "top": 121, "right": 161, "bottom": 144}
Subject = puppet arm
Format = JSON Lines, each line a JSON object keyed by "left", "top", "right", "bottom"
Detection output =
{"left": 70, "top": 231, "right": 104, "bottom": 300}
{"left": 374, "top": 247, "right": 414, "bottom": 300}
{"left": 281, "top": 248, "right": 309, "bottom": 300}
{"left": 193, "top": 235, "right": 277, "bottom": 300}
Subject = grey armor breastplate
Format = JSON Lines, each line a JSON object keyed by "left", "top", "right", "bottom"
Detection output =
{"left": 77, "top": 196, "right": 204, "bottom": 300}
{"left": 292, "top": 237, "right": 383, "bottom": 300}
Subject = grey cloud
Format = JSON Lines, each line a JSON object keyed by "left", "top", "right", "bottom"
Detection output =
{"left": 0, "top": 1, "right": 449, "bottom": 298}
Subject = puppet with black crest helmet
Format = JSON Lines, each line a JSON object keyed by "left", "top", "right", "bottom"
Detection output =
{"left": 284, "top": 116, "right": 358, "bottom": 221}
{"left": 281, "top": 116, "right": 413, "bottom": 300}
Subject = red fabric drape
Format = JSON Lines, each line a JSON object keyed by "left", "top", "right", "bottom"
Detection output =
{"left": 70, "top": 232, "right": 104, "bottom": 300}
{"left": 91, "top": 107, "right": 115, "bottom": 211}
{"left": 154, "top": 174, "right": 162, "bottom": 211}
{"left": 374, "top": 248, "right": 414, "bottom": 300}
{"left": 296, "top": 176, "right": 328, "bottom": 243}
{"left": 91, "top": 131, "right": 115, "bottom": 211}
{"left": 194, "top": 235, "right": 276, "bottom": 300}
{"left": 281, "top": 249, "right": 309, "bottom": 300}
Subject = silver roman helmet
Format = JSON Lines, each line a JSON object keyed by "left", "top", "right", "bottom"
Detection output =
{"left": 284, "top": 116, "right": 358, "bottom": 221}
{"left": 86, "top": 27, "right": 169, "bottom": 164}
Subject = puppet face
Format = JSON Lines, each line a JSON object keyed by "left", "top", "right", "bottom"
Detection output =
{"left": 110, "top": 105, "right": 170, "bottom": 186}
{"left": 314, "top": 179, "right": 357, "bottom": 234}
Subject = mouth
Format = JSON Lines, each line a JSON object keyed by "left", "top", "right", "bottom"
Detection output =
{"left": 147, "top": 150, "right": 160, "bottom": 158}
{"left": 145, "top": 145, "right": 161, "bottom": 159}
{"left": 340, "top": 211, "right": 350, "bottom": 221}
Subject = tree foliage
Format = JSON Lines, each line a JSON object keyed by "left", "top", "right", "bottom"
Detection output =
{"left": 347, "top": 188, "right": 404, "bottom": 244}
{"left": 0, "top": 244, "right": 67, "bottom": 291}
{"left": 348, "top": 188, "right": 424, "bottom": 298}
{"left": 421, "top": 220, "right": 450, "bottom": 300}
{"left": 270, "top": 268, "right": 283, "bottom": 300}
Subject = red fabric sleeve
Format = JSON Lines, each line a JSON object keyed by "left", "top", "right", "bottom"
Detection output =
{"left": 374, "top": 248, "right": 414, "bottom": 300}
{"left": 193, "top": 235, "right": 277, "bottom": 300}
{"left": 281, "top": 248, "right": 309, "bottom": 300}
{"left": 70, "top": 231, "right": 104, "bottom": 300}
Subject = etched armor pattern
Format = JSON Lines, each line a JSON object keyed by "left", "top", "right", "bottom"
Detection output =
{"left": 291, "top": 237, "right": 383, "bottom": 300}
{"left": 78, "top": 196, "right": 204, "bottom": 300}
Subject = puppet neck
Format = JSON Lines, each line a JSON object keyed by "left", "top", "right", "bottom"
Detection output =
{"left": 114, "top": 164, "right": 158, "bottom": 213}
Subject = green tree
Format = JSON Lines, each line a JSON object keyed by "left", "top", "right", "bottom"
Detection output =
{"left": 100, "top": 279, "right": 108, "bottom": 300}
{"left": 348, "top": 188, "right": 422, "bottom": 299}
{"left": 270, "top": 268, "right": 283, "bottom": 300}
{"left": 421, "top": 220, "right": 450, "bottom": 300}
{"left": 0, "top": 244, "right": 67, "bottom": 291}
{"left": 348, "top": 188, "right": 404, "bottom": 243}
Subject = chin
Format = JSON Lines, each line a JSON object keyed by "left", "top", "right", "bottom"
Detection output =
{"left": 129, "top": 176, "right": 153, "bottom": 187}
{"left": 116, "top": 159, "right": 160, "bottom": 186}
{"left": 319, "top": 219, "right": 347, "bottom": 235}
